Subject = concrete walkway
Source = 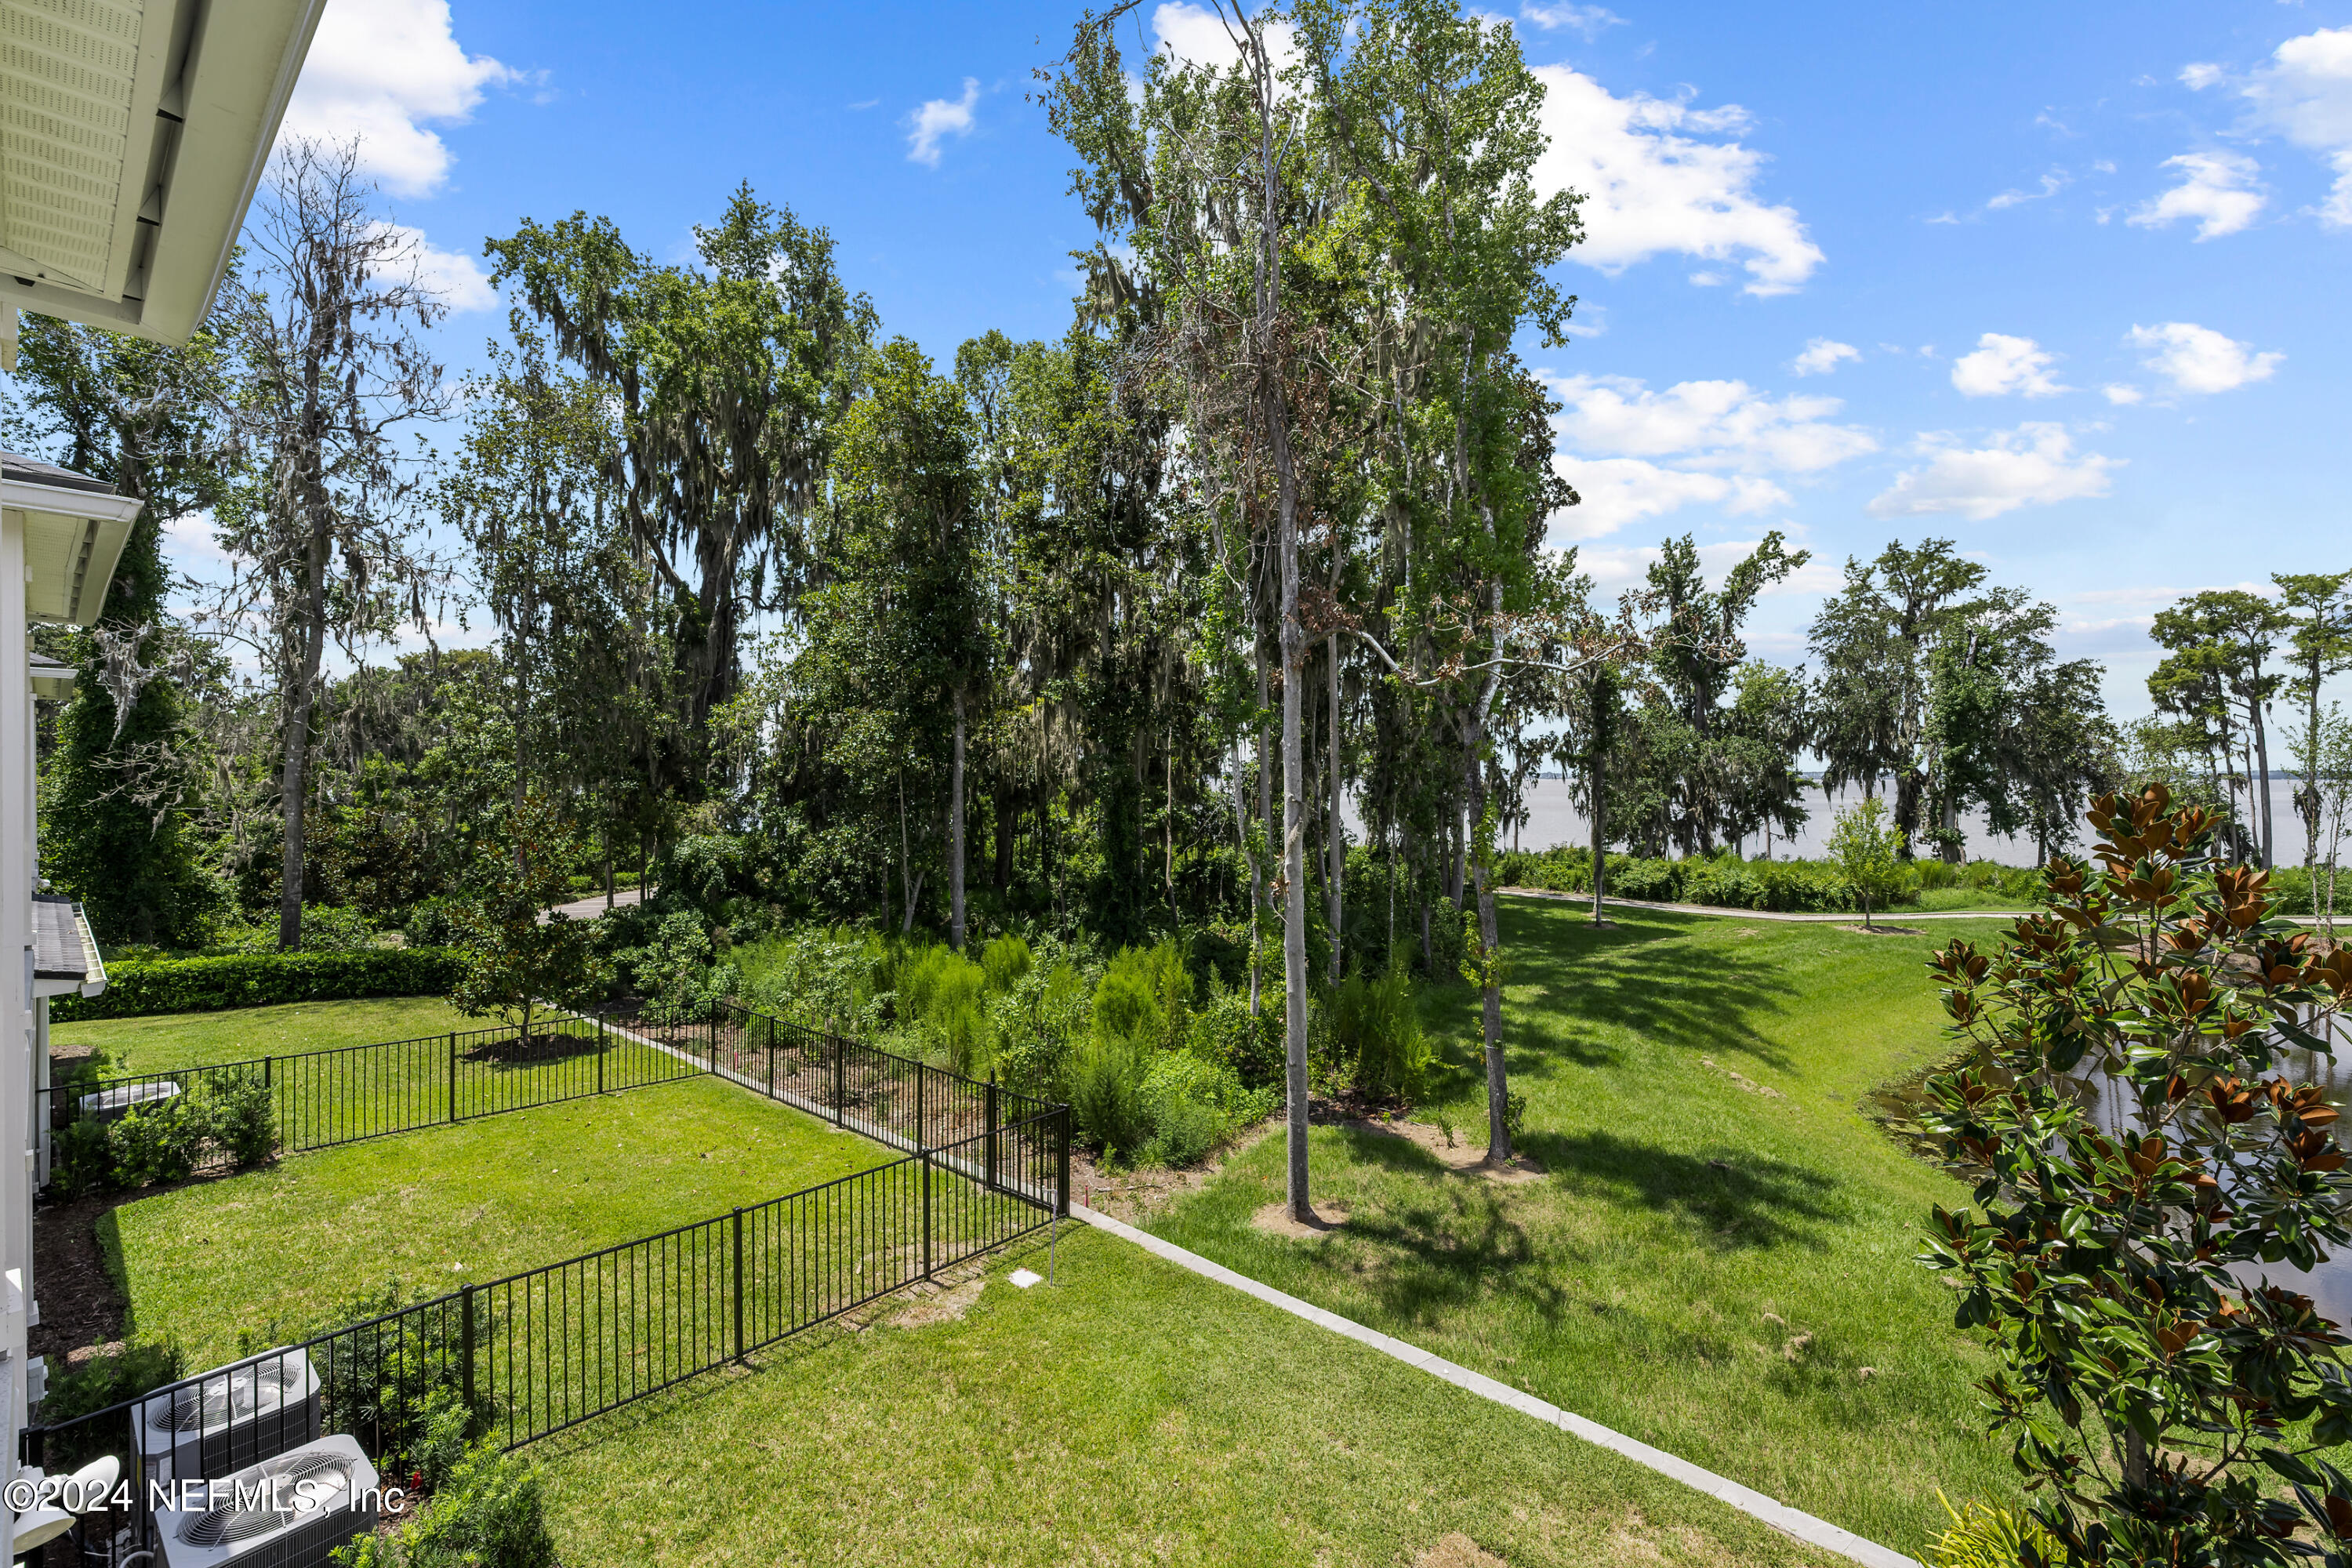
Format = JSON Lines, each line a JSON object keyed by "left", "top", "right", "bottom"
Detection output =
{"left": 1070, "top": 1203, "right": 1919, "bottom": 1568}
{"left": 543, "top": 886, "right": 646, "bottom": 923}
{"left": 1500, "top": 887, "right": 2029, "bottom": 923}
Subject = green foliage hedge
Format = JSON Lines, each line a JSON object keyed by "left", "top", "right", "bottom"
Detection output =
{"left": 1498, "top": 847, "right": 1857, "bottom": 912}
{"left": 51, "top": 947, "right": 469, "bottom": 1022}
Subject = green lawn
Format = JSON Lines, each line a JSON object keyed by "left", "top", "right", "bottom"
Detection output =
{"left": 1144, "top": 900, "right": 2014, "bottom": 1556}
{"left": 536, "top": 1225, "right": 1833, "bottom": 1568}
{"left": 54, "top": 995, "right": 481, "bottom": 1075}
{"left": 106, "top": 1074, "right": 888, "bottom": 1364}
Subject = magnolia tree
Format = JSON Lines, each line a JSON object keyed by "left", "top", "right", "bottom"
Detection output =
{"left": 452, "top": 794, "right": 612, "bottom": 1044}
{"left": 1916, "top": 784, "right": 2352, "bottom": 1560}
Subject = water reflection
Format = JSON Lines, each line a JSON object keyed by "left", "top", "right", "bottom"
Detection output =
{"left": 1878, "top": 1010, "right": 2352, "bottom": 1323}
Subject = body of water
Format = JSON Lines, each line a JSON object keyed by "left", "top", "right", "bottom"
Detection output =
{"left": 1468, "top": 776, "right": 2327, "bottom": 867}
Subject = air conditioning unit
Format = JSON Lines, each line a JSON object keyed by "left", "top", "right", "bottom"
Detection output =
{"left": 136, "top": 1348, "right": 321, "bottom": 1483}
{"left": 153, "top": 1435, "right": 379, "bottom": 1568}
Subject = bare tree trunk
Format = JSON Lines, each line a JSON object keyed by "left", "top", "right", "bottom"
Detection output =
{"left": 276, "top": 543, "right": 330, "bottom": 950}
{"left": 1327, "top": 631, "right": 1343, "bottom": 982}
{"left": 949, "top": 688, "right": 967, "bottom": 950}
{"left": 1233, "top": 735, "right": 1262, "bottom": 1016}
{"left": 1591, "top": 761, "right": 1609, "bottom": 925}
{"left": 1165, "top": 731, "right": 1177, "bottom": 913}
{"left": 2251, "top": 691, "right": 2275, "bottom": 869}
{"left": 1277, "top": 437, "right": 1309, "bottom": 1222}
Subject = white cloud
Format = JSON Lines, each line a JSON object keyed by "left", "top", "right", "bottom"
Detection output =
{"left": 906, "top": 78, "right": 980, "bottom": 167}
{"left": 2125, "top": 321, "right": 2284, "bottom": 394}
{"left": 1519, "top": 2, "right": 1624, "bottom": 38}
{"left": 1789, "top": 338, "right": 1860, "bottom": 376}
{"left": 2216, "top": 27, "right": 2352, "bottom": 226}
{"left": 1549, "top": 459, "right": 1787, "bottom": 541}
{"left": 1541, "top": 369, "right": 1874, "bottom": 539}
{"left": 1949, "top": 332, "right": 2068, "bottom": 398}
{"left": 280, "top": 0, "right": 519, "bottom": 197}
{"left": 2103, "top": 383, "right": 2144, "bottom": 405}
{"left": 1867, "top": 423, "right": 2119, "bottom": 521}
{"left": 1527, "top": 66, "right": 1824, "bottom": 295}
{"left": 1152, "top": 2, "right": 1299, "bottom": 75}
{"left": 2128, "top": 150, "right": 2267, "bottom": 239}
{"left": 376, "top": 223, "right": 495, "bottom": 313}
{"left": 1547, "top": 372, "right": 1877, "bottom": 473}
{"left": 1987, "top": 169, "right": 2071, "bottom": 209}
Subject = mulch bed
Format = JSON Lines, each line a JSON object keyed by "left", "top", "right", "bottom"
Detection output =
{"left": 31, "top": 1191, "right": 129, "bottom": 1359}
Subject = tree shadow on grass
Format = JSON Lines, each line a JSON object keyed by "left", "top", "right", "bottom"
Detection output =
{"left": 1518, "top": 1127, "right": 1840, "bottom": 1253}
{"left": 1419, "top": 905, "right": 1809, "bottom": 1106}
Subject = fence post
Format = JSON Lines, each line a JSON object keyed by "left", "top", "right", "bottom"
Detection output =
{"left": 915, "top": 1064, "right": 925, "bottom": 1152}
{"left": 921, "top": 1149, "right": 934, "bottom": 1281}
{"left": 448, "top": 1033, "right": 458, "bottom": 1123}
{"left": 597, "top": 1014, "right": 607, "bottom": 1096}
{"left": 1056, "top": 1105, "right": 1071, "bottom": 1219}
{"left": 459, "top": 1285, "right": 477, "bottom": 1436}
{"left": 985, "top": 1071, "right": 999, "bottom": 1193}
{"left": 731, "top": 1207, "right": 746, "bottom": 1362}
{"left": 833, "top": 1033, "right": 845, "bottom": 1127}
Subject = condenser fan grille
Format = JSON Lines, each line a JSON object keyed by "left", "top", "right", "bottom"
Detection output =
{"left": 173, "top": 1448, "right": 359, "bottom": 1545}
{"left": 179, "top": 1504, "right": 294, "bottom": 1546}
{"left": 151, "top": 1360, "right": 308, "bottom": 1432}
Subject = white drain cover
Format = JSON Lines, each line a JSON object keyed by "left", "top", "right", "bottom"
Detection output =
{"left": 1008, "top": 1269, "right": 1043, "bottom": 1290}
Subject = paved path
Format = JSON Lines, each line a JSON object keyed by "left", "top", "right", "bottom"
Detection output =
{"left": 1500, "top": 887, "right": 2029, "bottom": 924}
{"left": 1070, "top": 1203, "right": 1918, "bottom": 1568}
{"left": 543, "top": 886, "right": 646, "bottom": 922}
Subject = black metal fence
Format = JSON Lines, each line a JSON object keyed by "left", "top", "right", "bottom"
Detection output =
{"left": 24, "top": 1102, "right": 1072, "bottom": 1566}
{"left": 39, "top": 1003, "right": 1057, "bottom": 1195}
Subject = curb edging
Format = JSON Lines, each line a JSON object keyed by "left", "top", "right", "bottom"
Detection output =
{"left": 1068, "top": 1203, "right": 1922, "bottom": 1568}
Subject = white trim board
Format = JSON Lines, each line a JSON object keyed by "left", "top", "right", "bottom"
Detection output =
{"left": 1069, "top": 1203, "right": 1922, "bottom": 1568}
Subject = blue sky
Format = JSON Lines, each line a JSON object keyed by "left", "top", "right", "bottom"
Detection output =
{"left": 224, "top": 0, "right": 2352, "bottom": 717}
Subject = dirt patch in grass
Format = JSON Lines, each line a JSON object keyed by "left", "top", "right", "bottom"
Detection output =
{"left": 1251, "top": 1200, "right": 1353, "bottom": 1237}
{"left": 890, "top": 1277, "right": 983, "bottom": 1329}
{"left": 1837, "top": 924, "right": 1926, "bottom": 937}
{"left": 1699, "top": 1058, "right": 1786, "bottom": 1101}
{"left": 1417, "top": 1534, "right": 1508, "bottom": 1568}
{"left": 1071, "top": 1117, "right": 1282, "bottom": 1223}
{"left": 1345, "top": 1117, "right": 1548, "bottom": 1185}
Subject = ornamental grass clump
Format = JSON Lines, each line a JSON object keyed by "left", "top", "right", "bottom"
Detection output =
{"left": 1915, "top": 782, "right": 2352, "bottom": 1563}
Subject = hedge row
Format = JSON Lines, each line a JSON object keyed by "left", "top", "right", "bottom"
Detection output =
{"left": 50, "top": 948, "right": 469, "bottom": 1022}
{"left": 1497, "top": 848, "right": 1857, "bottom": 913}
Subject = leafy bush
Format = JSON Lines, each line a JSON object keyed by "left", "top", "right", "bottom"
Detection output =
{"left": 659, "top": 833, "right": 746, "bottom": 916}
{"left": 45, "top": 1117, "right": 110, "bottom": 1200}
{"left": 1092, "top": 940, "right": 1190, "bottom": 1052}
{"left": 623, "top": 913, "right": 739, "bottom": 1025}
{"left": 992, "top": 961, "right": 1090, "bottom": 1102}
{"left": 979, "top": 933, "right": 1033, "bottom": 992}
{"left": 404, "top": 898, "right": 460, "bottom": 949}
{"left": 1187, "top": 986, "right": 1283, "bottom": 1089}
{"left": 109, "top": 1095, "right": 209, "bottom": 1185}
{"left": 1069, "top": 1028, "right": 1152, "bottom": 1160}
{"left": 893, "top": 943, "right": 992, "bottom": 1076}
{"left": 201, "top": 1068, "right": 276, "bottom": 1167}
{"left": 1324, "top": 956, "right": 1428, "bottom": 1102}
{"left": 35, "top": 1337, "right": 181, "bottom": 1426}
{"left": 1138, "top": 1051, "right": 1258, "bottom": 1167}
{"left": 336, "top": 1425, "right": 556, "bottom": 1568}
{"left": 737, "top": 924, "right": 891, "bottom": 1036}
{"left": 1927, "top": 1492, "right": 2063, "bottom": 1568}
{"left": 51, "top": 948, "right": 468, "bottom": 1022}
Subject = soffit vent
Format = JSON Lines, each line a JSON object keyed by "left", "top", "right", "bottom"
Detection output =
{"left": 0, "top": 0, "right": 146, "bottom": 293}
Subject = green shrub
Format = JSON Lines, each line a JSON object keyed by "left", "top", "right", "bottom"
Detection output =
{"left": 624, "top": 913, "right": 739, "bottom": 1025}
{"left": 1092, "top": 940, "right": 1190, "bottom": 1053}
{"left": 1138, "top": 1052, "right": 1253, "bottom": 1166}
{"left": 202, "top": 1068, "right": 276, "bottom": 1167}
{"left": 1188, "top": 987, "right": 1283, "bottom": 1089}
{"left": 35, "top": 1336, "right": 180, "bottom": 1427}
{"left": 737, "top": 924, "right": 891, "bottom": 1036}
{"left": 50, "top": 949, "right": 469, "bottom": 1022}
{"left": 992, "top": 961, "right": 1090, "bottom": 1102}
{"left": 1069, "top": 1029, "right": 1152, "bottom": 1160}
{"left": 46, "top": 1117, "right": 111, "bottom": 1200}
{"left": 1926, "top": 1492, "right": 2063, "bottom": 1568}
{"left": 893, "top": 944, "right": 993, "bottom": 1076}
{"left": 1325, "top": 956, "right": 1428, "bottom": 1102}
{"left": 109, "top": 1095, "right": 207, "bottom": 1186}
{"left": 336, "top": 1430, "right": 556, "bottom": 1568}
{"left": 979, "top": 933, "right": 1033, "bottom": 993}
